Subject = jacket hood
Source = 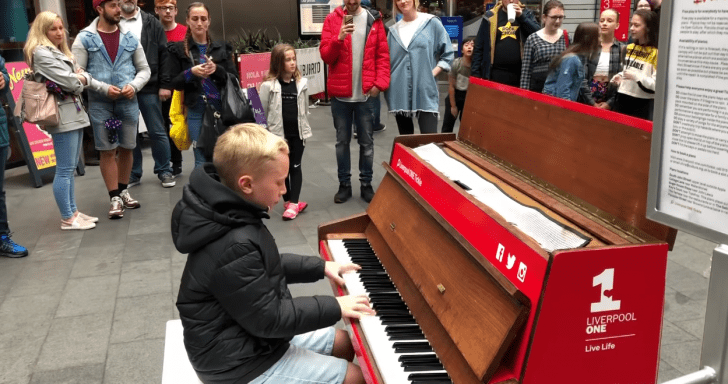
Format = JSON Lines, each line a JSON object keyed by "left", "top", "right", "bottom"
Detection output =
{"left": 171, "top": 163, "right": 270, "bottom": 254}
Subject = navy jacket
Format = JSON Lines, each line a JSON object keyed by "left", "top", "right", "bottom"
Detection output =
{"left": 471, "top": 6, "right": 540, "bottom": 79}
{"left": 138, "top": 10, "right": 170, "bottom": 93}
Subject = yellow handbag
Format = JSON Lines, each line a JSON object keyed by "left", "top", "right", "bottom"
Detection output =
{"left": 169, "top": 90, "right": 191, "bottom": 150}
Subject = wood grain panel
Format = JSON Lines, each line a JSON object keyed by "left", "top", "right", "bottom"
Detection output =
{"left": 458, "top": 82, "right": 676, "bottom": 247}
{"left": 367, "top": 172, "right": 528, "bottom": 382}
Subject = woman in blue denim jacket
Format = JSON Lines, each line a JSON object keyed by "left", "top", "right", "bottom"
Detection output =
{"left": 543, "top": 22, "right": 600, "bottom": 102}
{"left": 386, "top": 0, "right": 454, "bottom": 134}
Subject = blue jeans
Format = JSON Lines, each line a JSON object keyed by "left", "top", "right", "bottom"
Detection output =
{"left": 0, "top": 146, "right": 9, "bottom": 234}
{"left": 249, "top": 327, "right": 347, "bottom": 384}
{"left": 51, "top": 129, "right": 83, "bottom": 219}
{"left": 332, "top": 97, "right": 375, "bottom": 184}
{"left": 131, "top": 92, "right": 173, "bottom": 180}
{"left": 186, "top": 99, "right": 207, "bottom": 168}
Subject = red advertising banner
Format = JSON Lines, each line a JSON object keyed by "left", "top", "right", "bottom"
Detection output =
{"left": 601, "top": 0, "right": 631, "bottom": 41}
{"left": 238, "top": 52, "right": 272, "bottom": 90}
{"left": 5, "top": 61, "right": 56, "bottom": 170}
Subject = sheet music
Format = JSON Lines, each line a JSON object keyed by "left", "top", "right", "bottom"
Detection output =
{"left": 414, "top": 144, "right": 590, "bottom": 252}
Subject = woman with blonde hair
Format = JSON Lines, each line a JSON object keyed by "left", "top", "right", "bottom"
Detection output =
{"left": 259, "top": 44, "right": 312, "bottom": 220}
{"left": 387, "top": 0, "right": 454, "bottom": 134}
{"left": 24, "top": 11, "right": 96, "bottom": 230}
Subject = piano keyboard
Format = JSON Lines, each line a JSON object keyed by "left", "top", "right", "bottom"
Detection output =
{"left": 328, "top": 239, "right": 452, "bottom": 384}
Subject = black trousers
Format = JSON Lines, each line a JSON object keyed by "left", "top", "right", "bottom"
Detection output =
{"left": 395, "top": 112, "right": 439, "bottom": 135}
{"left": 615, "top": 93, "right": 654, "bottom": 121}
{"left": 283, "top": 135, "right": 305, "bottom": 204}
{"left": 441, "top": 90, "right": 467, "bottom": 133}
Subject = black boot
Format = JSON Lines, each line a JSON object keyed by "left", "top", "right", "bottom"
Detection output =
{"left": 334, "top": 182, "right": 353, "bottom": 203}
{"left": 361, "top": 183, "right": 375, "bottom": 203}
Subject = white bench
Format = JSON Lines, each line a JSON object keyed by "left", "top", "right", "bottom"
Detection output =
{"left": 162, "top": 320, "right": 203, "bottom": 384}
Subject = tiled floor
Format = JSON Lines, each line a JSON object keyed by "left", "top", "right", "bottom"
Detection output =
{"left": 0, "top": 99, "right": 718, "bottom": 383}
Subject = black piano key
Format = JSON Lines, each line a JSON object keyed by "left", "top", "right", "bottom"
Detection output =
{"left": 357, "top": 270, "right": 388, "bottom": 276}
{"left": 403, "top": 364, "right": 445, "bottom": 372}
{"left": 388, "top": 334, "right": 425, "bottom": 340}
{"left": 382, "top": 319, "right": 417, "bottom": 326}
{"left": 408, "top": 373, "right": 451, "bottom": 381}
{"left": 399, "top": 354, "right": 440, "bottom": 363}
{"left": 386, "top": 325, "right": 421, "bottom": 332}
{"left": 396, "top": 346, "right": 434, "bottom": 353}
{"left": 368, "top": 292, "right": 402, "bottom": 299}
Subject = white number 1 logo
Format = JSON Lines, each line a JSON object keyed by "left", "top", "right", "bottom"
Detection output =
{"left": 591, "top": 268, "right": 621, "bottom": 313}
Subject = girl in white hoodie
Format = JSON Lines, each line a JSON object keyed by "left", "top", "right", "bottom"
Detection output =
{"left": 259, "top": 44, "right": 312, "bottom": 220}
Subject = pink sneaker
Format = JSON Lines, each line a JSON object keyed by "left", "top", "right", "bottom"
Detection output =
{"left": 282, "top": 203, "right": 299, "bottom": 221}
{"left": 296, "top": 201, "right": 308, "bottom": 213}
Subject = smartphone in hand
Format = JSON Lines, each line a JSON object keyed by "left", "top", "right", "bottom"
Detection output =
{"left": 344, "top": 15, "right": 353, "bottom": 24}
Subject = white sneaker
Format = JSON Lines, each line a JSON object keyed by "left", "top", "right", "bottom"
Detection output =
{"left": 61, "top": 215, "right": 96, "bottom": 230}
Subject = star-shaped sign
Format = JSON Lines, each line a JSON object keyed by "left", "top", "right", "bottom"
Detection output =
{"left": 499, "top": 22, "right": 519, "bottom": 40}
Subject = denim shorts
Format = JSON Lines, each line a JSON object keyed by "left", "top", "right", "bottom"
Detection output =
{"left": 249, "top": 327, "right": 348, "bottom": 384}
{"left": 88, "top": 97, "right": 139, "bottom": 151}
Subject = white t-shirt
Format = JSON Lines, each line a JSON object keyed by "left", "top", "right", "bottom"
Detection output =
{"left": 394, "top": 13, "right": 426, "bottom": 48}
{"left": 595, "top": 51, "right": 610, "bottom": 77}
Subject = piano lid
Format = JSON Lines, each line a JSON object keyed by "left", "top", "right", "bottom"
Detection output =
{"left": 456, "top": 79, "right": 677, "bottom": 248}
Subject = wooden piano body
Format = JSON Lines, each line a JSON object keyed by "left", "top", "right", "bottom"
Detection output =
{"left": 319, "top": 79, "right": 674, "bottom": 384}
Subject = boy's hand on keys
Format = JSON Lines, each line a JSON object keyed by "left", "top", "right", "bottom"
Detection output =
{"left": 337, "top": 295, "right": 375, "bottom": 319}
{"left": 325, "top": 261, "right": 361, "bottom": 286}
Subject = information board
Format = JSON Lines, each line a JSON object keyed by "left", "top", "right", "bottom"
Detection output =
{"left": 599, "top": 0, "right": 630, "bottom": 41}
{"left": 5, "top": 62, "right": 56, "bottom": 170}
{"left": 298, "top": 0, "right": 344, "bottom": 36}
{"left": 440, "top": 16, "right": 463, "bottom": 57}
{"left": 648, "top": 0, "right": 728, "bottom": 245}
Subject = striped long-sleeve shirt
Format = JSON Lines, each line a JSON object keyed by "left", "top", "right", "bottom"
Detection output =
{"left": 520, "top": 32, "right": 568, "bottom": 92}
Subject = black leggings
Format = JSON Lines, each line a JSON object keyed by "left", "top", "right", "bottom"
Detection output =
{"left": 441, "top": 90, "right": 467, "bottom": 133}
{"left": 395, "top": 112, "right": 439, "bottom": 134}
{"left": 284, "top": 136, "right": 304, "bottom": 204}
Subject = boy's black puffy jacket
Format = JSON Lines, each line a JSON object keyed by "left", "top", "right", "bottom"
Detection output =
{"left": 171, "top": 164, "right": 341, "bottom": 384}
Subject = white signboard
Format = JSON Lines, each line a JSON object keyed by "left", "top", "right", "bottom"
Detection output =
{"left": 299, "top": 0, "right": 343, "bottom": 36}
{"left": 296, "top": 47, "right": 325, "bottom": 95}
{"left": 648, "top": 0, "right": 728, "bottom": 244}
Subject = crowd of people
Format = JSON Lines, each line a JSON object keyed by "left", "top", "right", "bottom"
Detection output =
{"left": 471, "top": 0, "right": 662, "bottom": 121}
{"left": 0, "top": 0, "right": 665, "bottom": 242}
{"left": 0, "top": 0, "right": 669, "bottom": 383}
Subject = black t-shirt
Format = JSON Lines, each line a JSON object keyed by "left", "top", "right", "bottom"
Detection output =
{"left": 492, "top": 9, "right": 522, "bottom": 72}
{"left": 279, "top": 78, "right": 298, "bottom": 138}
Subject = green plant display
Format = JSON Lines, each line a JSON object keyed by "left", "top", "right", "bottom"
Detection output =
{"left": 230, "top": 28, "right": 321, "bottom": 55}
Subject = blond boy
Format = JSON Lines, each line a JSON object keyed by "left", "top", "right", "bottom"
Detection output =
{"left": 172, "top": 123, "right": 372, "bottom": 384}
